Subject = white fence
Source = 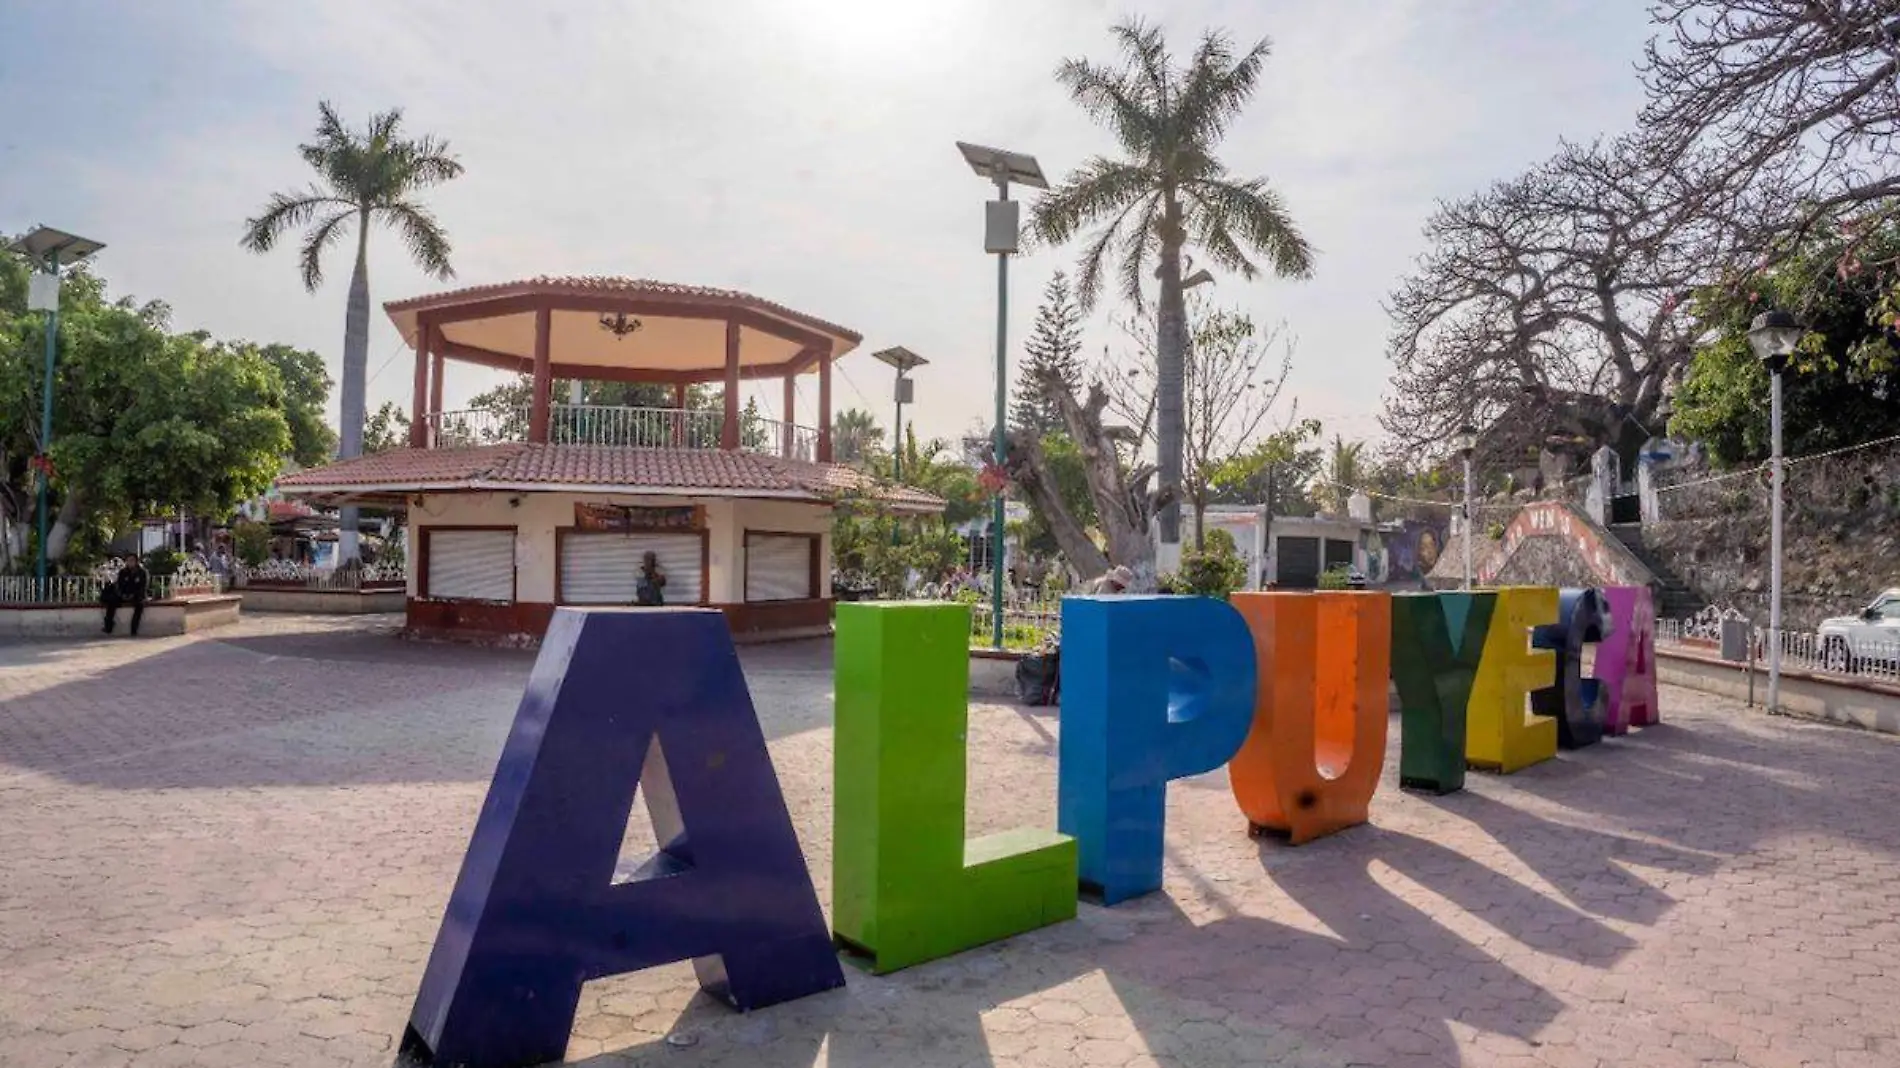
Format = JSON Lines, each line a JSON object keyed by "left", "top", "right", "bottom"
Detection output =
{"left": 232, "top": 562, "right": 405, "bottom": 590}
{"left": 1657, "top": 616, "right": 1900, "bottom": 684}
{"left": 0, "top": 574, "right": 194, "bottom": 605}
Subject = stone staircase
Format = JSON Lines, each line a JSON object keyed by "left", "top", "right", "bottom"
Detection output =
{"left": 1609, "top": 523, "right": 1705, "bottom": 619}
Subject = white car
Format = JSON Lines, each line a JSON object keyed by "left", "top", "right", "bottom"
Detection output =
{"left": 1818, "top": 588, "right": 1900, "bottom": 673}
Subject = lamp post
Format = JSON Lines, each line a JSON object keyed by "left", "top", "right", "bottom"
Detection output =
{"left": 1456, "top": 424, "right": 1478, "bottom": 590}
{"left": 1747, "top": 309, "right": 1805, "bottom": 713}
{"left": 871, "top": 346, "right": 928, "bottom": 482}
{"left": 958, "top": 141, "right": 1047, "bottom": 648}
{"left": 8, "top": 226, "right": 106, "bottom": 584}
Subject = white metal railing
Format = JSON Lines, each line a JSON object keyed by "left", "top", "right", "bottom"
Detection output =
{"left": 1657, "top": 615, "right": 1900, "bottom": 683}
{"left": 0, "top": 573, "right": 189, "bottom": 605}
{"left": 233, "top": 561, "right": 406, "bottom": 590}
{"left": 424, "top": 404, "right": 822, "bottom": 459}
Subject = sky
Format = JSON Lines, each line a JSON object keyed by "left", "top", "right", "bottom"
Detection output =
{"left": 1, "top": 0, "right": 1656, "bottom": 455}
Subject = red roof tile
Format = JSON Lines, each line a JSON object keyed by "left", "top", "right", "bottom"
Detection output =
{"left": 382, "top": 275, "right": 861, "bottom": 345}
{"left": 276, "top": 444, "right": 945, "bottom": 512}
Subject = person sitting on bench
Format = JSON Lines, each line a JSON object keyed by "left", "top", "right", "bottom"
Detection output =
{"left": 102, "top": 556, "right": 149, "bottom": 636}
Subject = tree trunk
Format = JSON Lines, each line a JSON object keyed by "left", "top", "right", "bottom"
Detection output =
{"left": 336, "top": 214, "right": 372, "bottom": 562}
{"left": 45, "top": 487, "right": 85, "bottom": 565}
{"left": 1005, "top": 430, "right": 1110, "bottom": 580}
{"left": 1005, "top": 363, "right": 1160, "bottom": 589}
{"left": 1192, "top": 491, "right": 1206, "bottom": 552}
{"left": 1153, "top": 205, "right": 1189, "bottom": 546}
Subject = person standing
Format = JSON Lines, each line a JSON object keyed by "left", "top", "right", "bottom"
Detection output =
{"left": 634, "top": 550, "right": 667, "bottom": 606}
{"left": 103, "top": 556, "right": 150, "bottom": 636}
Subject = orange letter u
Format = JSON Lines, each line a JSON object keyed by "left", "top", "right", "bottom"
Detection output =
{"left": 1228, "top": 592, "right": 1391, "bottom": 845}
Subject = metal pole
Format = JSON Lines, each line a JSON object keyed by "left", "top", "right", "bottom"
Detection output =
{"left": 34, "top": 249, "right": 60, "bottom": 584}
{"left": 991, "top": 175, "right": 1010, "bottom": 648}
{"left": 1768, "top": 369, "right": 1784, "bottom": 713}
{"left": 891, "top": 375, "right": 904, "bottom": 548}
{"left": 1462, "top": 454, "right": 1474, "bottom": 591}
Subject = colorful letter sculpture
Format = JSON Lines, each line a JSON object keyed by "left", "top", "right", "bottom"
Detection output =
{"left": 1531, "top": 588, "right": 1608, "bottom": 750}
{"left": 1465, "top": 587, "right": 1560, "bottom": 773}
{"left": 831, "top": 602, "right": 1077, "bottom": 973}
{"left": 1390, "top": 591, "right": 1497, "bottom": 794}
{"left": 1596, "top": 585, "right": 1660, "bottom": 733}
{"left": 1227, "top": 592, "right": 1392, "bottom": 843}
{"left": 402, "top": 609, "right": 842, "bottom": 1068}
{"left": 1059, "top": 596, "right": 1256, "bottom": 903}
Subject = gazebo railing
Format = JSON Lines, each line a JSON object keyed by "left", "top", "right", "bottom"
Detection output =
{"left": 423, "top": 405, "right": 821, "bottom": 459}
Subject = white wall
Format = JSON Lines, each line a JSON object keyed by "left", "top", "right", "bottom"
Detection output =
{"left": 407, "top": 491, "right": 832, "bottom": 604}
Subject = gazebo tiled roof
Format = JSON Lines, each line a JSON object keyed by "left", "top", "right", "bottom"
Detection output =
{"left": 274, "top": 444, "right": 945, "bottom": 513}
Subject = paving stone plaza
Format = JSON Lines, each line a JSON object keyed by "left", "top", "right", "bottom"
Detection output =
{"left": 2, "top": 615, "right": 1897, "bottom": 1068}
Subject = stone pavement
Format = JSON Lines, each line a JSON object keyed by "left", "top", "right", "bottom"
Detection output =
{"left": 2, "top": 614, "right": 1898, "bottom": 1068}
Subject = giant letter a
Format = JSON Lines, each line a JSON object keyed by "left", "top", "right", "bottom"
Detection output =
{"left": 402, "top": 609, "right": 843, "bottom": 1068}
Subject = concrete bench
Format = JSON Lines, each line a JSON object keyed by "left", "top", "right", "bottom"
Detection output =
{"left": 0, "top": 593, "right": 242, "bottom": 638}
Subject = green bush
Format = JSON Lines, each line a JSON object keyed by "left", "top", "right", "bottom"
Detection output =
{"left": 1318, "top": 566, "right": 1352, "bottom": 590}
{"left": 1175, "top": 544, "right": 1249, "bottom": 599}
{"left": 143, "top": 548, "right": 185, "bottom": 577}
{"left": 232, "top": 520, "right": 272, "bottom": 567}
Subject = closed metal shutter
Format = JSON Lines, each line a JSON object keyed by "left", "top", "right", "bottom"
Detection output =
{"left": 1276, "top": 536, "right": 1320, "bottom": 589}
{"left": 426, "top": 529, "right": 515, "bottom": 601}
{"left": 562, "top": 532, "right": 703, "bottom": 605}
{"left": 745, "top": 534, "right": 814, "bottom": 602}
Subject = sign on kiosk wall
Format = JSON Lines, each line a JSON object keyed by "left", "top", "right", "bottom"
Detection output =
{"left": 572, "top": 502, "right": 702, "bottom": 533}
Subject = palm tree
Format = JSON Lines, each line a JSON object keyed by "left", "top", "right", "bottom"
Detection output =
{"left": 1324, "top": 434, "right": 1366, "bottom": 514}
{"left": 832, "top": 408, "right": 885, "bottom": 465}
{"left": 242, "top": 102, "right": 463, "bottom": 560}
{"left": 1032, "top": 20, "right": 1314, "bottom": 548}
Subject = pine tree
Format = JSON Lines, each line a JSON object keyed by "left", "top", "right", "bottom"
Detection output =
{"left": 1011, "top": 271, "right": 1085, "bottom": 434}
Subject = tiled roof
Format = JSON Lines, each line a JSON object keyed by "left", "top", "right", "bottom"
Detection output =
{"left": 382, "top": 275, "right": 861, "bottom": 344}
{"left": 275, "top": 444, "right": 945, "bottom": 512}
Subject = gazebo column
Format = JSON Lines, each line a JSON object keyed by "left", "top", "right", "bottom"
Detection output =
{"left": 408, "top": 320, "right": 432, "bottom": 447}
{"left": 818, "top": 348, "right": 833, "bottom": 462}
{"left": 720, "top": 318, "right": 741, "bottom": 450}
{"left": 782, "top": 374, "right": 796, "bottom": 458}
{"left": 428, "top": 344, "right": 445, "bottom": 444}
{"left": 673, "top": 382, "right": 687, "bottom": 447}
{"left": 528, "top": 305, "right": 552, "bottom": 443}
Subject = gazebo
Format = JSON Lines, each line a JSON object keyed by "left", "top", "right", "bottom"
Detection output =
{"left": 275, "top": 276, "right": 942, "bottom": 643}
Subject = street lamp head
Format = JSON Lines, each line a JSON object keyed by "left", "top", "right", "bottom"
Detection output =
{"left": 955, "top": 142, "right": 1048, "bottom": 190}
{"left": 8, "top": 225, "right": 105, "bottom": 271}
{"left": 1746, "top": 309, "right": 1805, "bottom": 373}
{"left": 870, "top": 346, "right": 929, "bottom": 375}
{"left": 1455, "top": 424, "right": 1478, "bottom": 459}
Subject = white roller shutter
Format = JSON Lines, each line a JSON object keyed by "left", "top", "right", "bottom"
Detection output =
{"left": 426, "top": 529, "right": 515, "bottom": 601}
{"left": 561, "top": 532, "right": 703, "bottom": 605}
{"left": 745, "top": 534, "right": 814, "bottom": 602}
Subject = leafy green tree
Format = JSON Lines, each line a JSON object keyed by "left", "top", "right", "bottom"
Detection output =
{"left": 0, "top": 262, "right": 291, "bottom": 567}
{"left": 1032, "top": 20, "right": 1314, "bottom": 548}
{"left": 1205, "top": 417, "right": 1322, "bottom": 516}
{"left": 242, "top": 102, "right": 464, "bottom": 560}
{"left": 1670, "top": 220, "right": 1900, "bottom": 466}
{"left": 1011, "top": 272, "right": 1086, "bottom": 434}
{"left": 233, "top": 519, "right": 272, "bottom": 566}
{"left": 254, "top": 343, "right": 335, "bottom": 466}
{"left": 363, "top": 401, "right": 411, "bottom": 454}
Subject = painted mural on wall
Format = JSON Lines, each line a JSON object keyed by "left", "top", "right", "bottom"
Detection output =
{"left": 404, "top": 586, "right": 1660, "bottom": 1068}
{"left": 1383, "top": 518, "right": 1448, "bottom": 584}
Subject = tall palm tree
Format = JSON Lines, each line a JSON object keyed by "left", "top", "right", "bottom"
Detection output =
{"left": 242, "top": 102, "right": 463, "bottom": 560}
{"left": 1324, "top": 434, "right": 1366, "bottom": 514}
{"left": 832, "top": 408, "right": 885, "bottom": 465}
{"left": 1032, "top": 20, "right": 1314, "bottom": 547}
